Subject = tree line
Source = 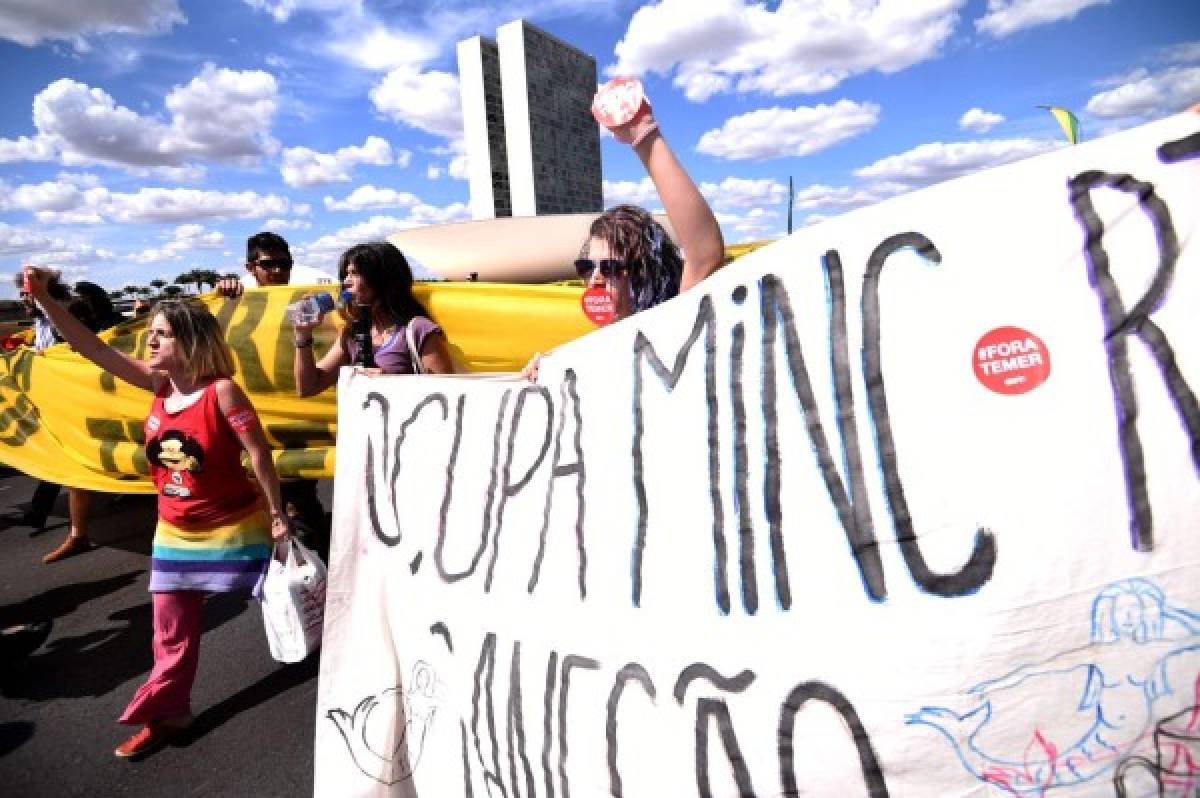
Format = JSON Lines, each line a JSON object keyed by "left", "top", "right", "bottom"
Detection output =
{"left": 105, "top": 269, "right": 224, "bottom": 302}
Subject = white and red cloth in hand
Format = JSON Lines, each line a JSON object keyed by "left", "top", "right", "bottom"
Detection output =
{"left": 591, "top": 77, "right": 658, "bottom": 147}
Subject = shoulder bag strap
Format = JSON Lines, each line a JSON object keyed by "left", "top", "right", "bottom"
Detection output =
{"left": 405, "top": 322, "right": 423, "bottom": 375}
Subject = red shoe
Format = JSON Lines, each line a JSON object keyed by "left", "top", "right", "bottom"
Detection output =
{"left": 113, "top": 718, "right": 190, "bottom": 759}
{"left": 42, "top": 534, "right": 91, "bottom": 564}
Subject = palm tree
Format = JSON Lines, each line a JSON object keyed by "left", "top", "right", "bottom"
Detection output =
{"left": 149, "top": 279, "right": 167, "bottom": 295}
{"left": 108, "top": 290, "right": 124, "bottom": 301}
{"left": 122, "top": 284, "right": 139, "bottom": 299}
{"left": 174, "top": 271, "right": 198, "bottom": 294}
{"left": 194, "top": 269, "right": 221, "bottom": 292}
{"left": 163, "top": 285, "right": 183, "bottom": 298}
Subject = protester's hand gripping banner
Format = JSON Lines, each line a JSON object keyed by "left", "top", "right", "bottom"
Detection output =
{"left": 315, "top": 110, "right": 1200, "bottom": 797}
{"left": 0, "top": 283, "right": 595, "bottom": 492}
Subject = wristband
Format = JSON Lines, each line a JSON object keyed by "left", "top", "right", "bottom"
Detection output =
{"left": 294, "top": 337, "right": 313, "bottom": 349}
{"left": 629, "top": 121, "right": 659, "bottom": 148}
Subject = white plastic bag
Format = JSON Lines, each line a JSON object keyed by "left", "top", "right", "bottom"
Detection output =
{"left": 259, "top": 538, "right": 327, "bottom": 663}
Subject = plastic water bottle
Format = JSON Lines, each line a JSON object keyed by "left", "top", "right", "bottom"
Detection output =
{"left": 286, "top": 292, "right": 335, "bottom": 326}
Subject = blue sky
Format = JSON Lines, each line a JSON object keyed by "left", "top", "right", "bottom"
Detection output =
{"left": 0, "top": 0, "right": 1196, "bottom": 297}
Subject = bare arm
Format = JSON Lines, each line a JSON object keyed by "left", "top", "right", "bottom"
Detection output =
{"left": 215, "top": 378, "right": 288, "bottom": 542}
{"left": 419, "top": 330, "right": 456, "bottom": 375}
{"left": 23, "top": 265, "right": 156, "bottom": 392}
{"left": 294, "top": 329, "right": 348, "bottom": 397}
{"left": 633, "top": 130, "right": 725, "bottom": 292}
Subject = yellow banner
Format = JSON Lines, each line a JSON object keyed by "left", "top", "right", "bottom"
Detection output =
{"left": 0, "top": 282, "right": 596, "bottom": 492}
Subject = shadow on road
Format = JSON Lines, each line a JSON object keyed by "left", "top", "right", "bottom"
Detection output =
{"left": 181, "top": 655, "right": 319, "bottom": 745}
{"left": 0, "top": 571, "right": 142, "bottom": 628}
{"left": 0, "top": 721, "right": 34, "bottom": 758}
{"left": 0, "top": 585, "right": 254, "bottom": 702}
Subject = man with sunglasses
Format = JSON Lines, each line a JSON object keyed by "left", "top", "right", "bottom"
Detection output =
{"left": 216, "top": 232, "right": 329, "bottom": 559}
{"left": 216, "top": 231, "right": 295, "bottom": 297}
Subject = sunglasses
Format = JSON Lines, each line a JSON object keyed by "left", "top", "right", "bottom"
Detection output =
{"left": 251, "top": 257, "right": 293, "bottom": 271}
{"left": 574, "top": 258, "right": 629, "bottom": 280}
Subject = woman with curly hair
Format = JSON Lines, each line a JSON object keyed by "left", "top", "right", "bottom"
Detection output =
{"left": 525, "top": 78, "right": 724, "bottom": 378}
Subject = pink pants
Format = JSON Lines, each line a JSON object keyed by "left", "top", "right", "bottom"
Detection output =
{"left": 118, "top": 591, "right": 204, "bottom": 726}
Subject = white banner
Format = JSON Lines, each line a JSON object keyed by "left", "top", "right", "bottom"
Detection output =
{"left": 315, "top": 111, "right": 1200, "bottom": 797}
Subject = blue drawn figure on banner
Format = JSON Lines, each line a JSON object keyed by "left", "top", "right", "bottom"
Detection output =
{"left": 907, "top": 578, "right": 1200, "bottom": 795}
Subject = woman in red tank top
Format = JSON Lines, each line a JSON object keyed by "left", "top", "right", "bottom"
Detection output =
{"left": 23, "top": 265, "right": 290, "bottom": 760}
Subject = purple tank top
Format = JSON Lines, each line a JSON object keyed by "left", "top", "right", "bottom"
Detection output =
{"left": 345, "top": 316, "right": 442, "bottom": 374}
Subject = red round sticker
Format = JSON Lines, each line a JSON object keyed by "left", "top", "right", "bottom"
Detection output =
{"left": 973, "top": 326, "right": 1051, "bottom": 395}
{"left": 581, "top": 286, "right": 616, "bottom": 326}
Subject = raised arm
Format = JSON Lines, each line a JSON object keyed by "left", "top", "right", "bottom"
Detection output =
{"left": 293, "top": 315, "right": 348, "bottom": 397}
{"left": 214, "top": 377, "right": 288, "bottom": 542}
{"left": 596, "top": 79, "right": 725, "bottom": 292}
{"left": 23, "top": 264, "right": 157, "bottom": 392}
{"left": 633, "top": 130, "right": 724, "bottom": 291}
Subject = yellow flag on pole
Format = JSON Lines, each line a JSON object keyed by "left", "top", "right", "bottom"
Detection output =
{"left": 1039, "top": 105, "right": 1081, "bottom": 145}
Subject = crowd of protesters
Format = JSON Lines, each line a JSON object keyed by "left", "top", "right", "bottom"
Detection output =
{"left": 1, "top": 78, "right": 723, "bottom": 761}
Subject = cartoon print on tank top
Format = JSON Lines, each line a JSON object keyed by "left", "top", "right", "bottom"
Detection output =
{"left": 146, "top": 429, "right": 205, "bottom": 498}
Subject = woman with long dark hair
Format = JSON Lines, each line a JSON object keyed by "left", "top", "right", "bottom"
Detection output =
{"left": 292, "top": 240, "right": 456, "bottom": 395}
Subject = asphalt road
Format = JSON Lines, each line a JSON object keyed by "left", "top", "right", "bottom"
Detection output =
{"left": 0, "top": 467, "right": 326, "bottom": 797}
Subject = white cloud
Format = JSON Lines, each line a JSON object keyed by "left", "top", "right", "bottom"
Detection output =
{"left": 0, "top": 0, "right": 184, "bottom": 50}
{"left": 0, "top": 176, "right": 108, "bottom": 223}
{"left": 297, "top": 205, "right": 471, "bottom": 265}
{"left": 975, "top": 0, "right": 1109, "bottom": 38}
{"left": 10, "top": 180, "right": 87, "bottom": 213}
{"left": 1161, "top": 41, "right": 1200, "bottom": 65}
{"left": 162, "top": 63, "right": 279, "bottom": 162}
{"left": 791, "top": 182, "right": 906, "bottom": 210}
{"left": 104, "top": 188, "right": 290, "bottom": 223}
{"left": 0, "top": 223, "right": 114, "bottom": 274}
{"left": 134, "top": 223, "right": 226, "bottom": 263}
{"left": 241, "top": 0, "right": 351, "bottom": 24}
{"left": 855, "top": 137, "right": 1059, "bottom": 186}
{"left": 280, "top": 135, "right": 396, "bottom": 188}
{"left": 0, "top": 135, "right": 55, "bottom": 163}
{"left": 603, "top": 177, "right": 660, "bottom": 208}
{"left": 696, "top": 100, "right": 880, "bottom": 161}
{"left": 425, "top": 139, "right": 469, "bottom": 179}
{"left": 3, "top": 177, "right": 292, "bottom": 225}
{"left": 168, "top": 223, "right": 224, "bottom": 249}
{"left": 26, "top": 244, "right": 114, "bottom": 269}
{"left": 323, "top": 185, "right": 422, "bottom": 212}
{"left": 959, "top": 108, "right": 1005, "bottom": 133}
{"left": 611, "top": 0, "right": 965, "bottom": 101}
{"left": 0, "top": 223, "right": 53, "bottom": 256}
{"left": 262, "top": 217, "right": 312, "bottom": 230}
{"left": 699, "top": 177, "right": 788, "bottom": 210}
{"left": 715, "top": 207, "right": 782, "bottom": 242}
{"left": 447, "top": 152, "right": 468, "bottom": 179}
{"left": 370, "top": 66, "right": 463, "bottom": 139}
{"left": 1085, "top": 66, "right": 1200, "bottom": 121}
{"left": 327, "top": 25, "right": 439, "bottom": 72}
{"left": 0, "top": 65, "right": 277, "bottom": 173}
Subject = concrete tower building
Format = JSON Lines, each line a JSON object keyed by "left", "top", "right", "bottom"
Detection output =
{"left": 457, "top": 19, "right": 602, "bottom": 219}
